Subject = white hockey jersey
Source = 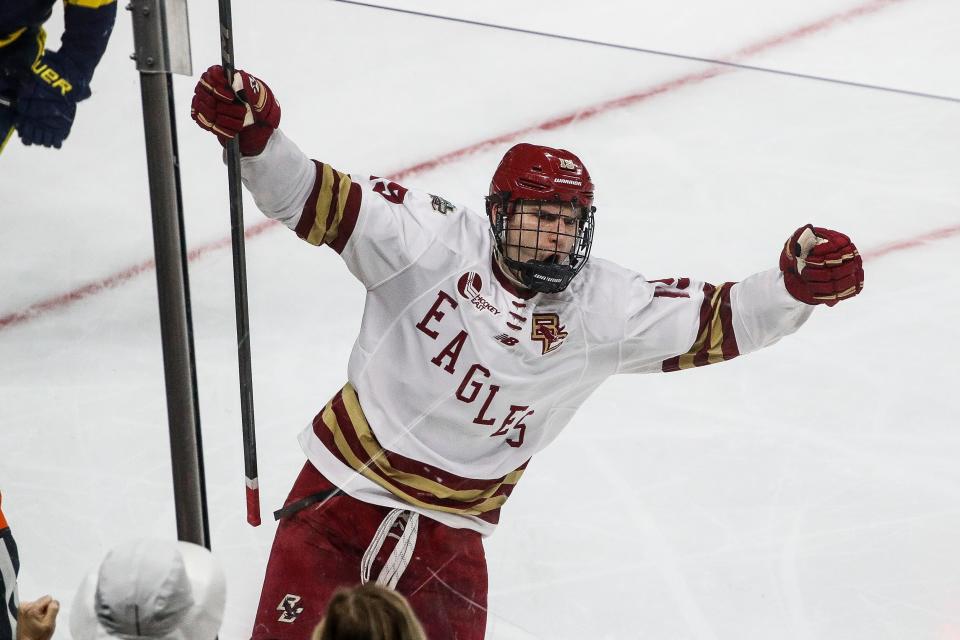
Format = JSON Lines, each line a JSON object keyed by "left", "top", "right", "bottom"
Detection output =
{"left": 241, "top": 130, "right": 814, "bottom": 536}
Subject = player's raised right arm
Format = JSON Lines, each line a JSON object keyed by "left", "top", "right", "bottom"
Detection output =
{"left": 190, "top": 65, "right": 449, "bottom": 285}
{"left": 191, "top": 65, "right": 280, "bottom": 156}
{"left": 191, "top": 65, "right": 354, "bottom": 240}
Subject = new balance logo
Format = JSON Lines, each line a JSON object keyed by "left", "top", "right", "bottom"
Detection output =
{"left": 277, "top": 594, "right": 304, "bottom": 623}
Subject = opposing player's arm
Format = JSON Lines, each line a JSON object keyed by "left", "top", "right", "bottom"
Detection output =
{"left": 14, "top": 0, "right": 117, "bottom": 148}
{"left": 60, "top": 0, "right": 118, "bottom": 84}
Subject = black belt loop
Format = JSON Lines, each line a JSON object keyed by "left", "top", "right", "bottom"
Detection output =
{"left": 273, "top": 488, "right": 341, "bottom": 521}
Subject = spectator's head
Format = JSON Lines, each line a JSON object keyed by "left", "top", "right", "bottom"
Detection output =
{"left": 69, "top": 539, "right": 225, "bottom": 640}
{"left": 312, "top": 582, "right": 426, "bottom": 640}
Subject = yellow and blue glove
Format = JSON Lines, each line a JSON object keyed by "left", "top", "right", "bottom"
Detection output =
{"left": 15, "top": 49, "right": 90, "bottom": 148}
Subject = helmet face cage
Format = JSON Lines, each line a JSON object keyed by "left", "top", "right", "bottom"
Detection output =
{"left": 486, "top": 193, "right": 596, "bottom": 294}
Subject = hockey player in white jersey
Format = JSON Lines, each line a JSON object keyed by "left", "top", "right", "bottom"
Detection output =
{"left": 191, "top": 65, "right": 864, "bottom": 640}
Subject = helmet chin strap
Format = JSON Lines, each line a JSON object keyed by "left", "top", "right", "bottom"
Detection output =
{"left": 494, "top": 251, "right": 531, "bottom": 291}
{"left": 489, "top": 227, "right": 536, "bottom": 291}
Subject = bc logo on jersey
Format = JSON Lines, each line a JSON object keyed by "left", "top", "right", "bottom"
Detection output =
{"left": 277, "top": 594, "right": 304, "bottom": 623}
{"left": 531, "top": 313, "right": 568, "bottom": 354}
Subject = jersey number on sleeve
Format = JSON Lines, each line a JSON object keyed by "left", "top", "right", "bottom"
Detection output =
{"left": 372, "top": 178, "right": 408, "bottom": 204}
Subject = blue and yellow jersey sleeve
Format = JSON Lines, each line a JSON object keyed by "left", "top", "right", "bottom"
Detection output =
{"left": 60, "top": 0, "right": 117, "bottom": 82}
{"left": 0, "top": 1, "right": 53, "bottom": 45}
{"left": 0, "top": 0, "right": 116, "bottom": 83}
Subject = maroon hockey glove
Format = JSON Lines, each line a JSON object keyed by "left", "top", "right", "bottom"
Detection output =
{"left": 190, "top": 65, "right": 280, "bottom": 156}
{"left": 779, "top": 224, "right": 864, "bottom": 306}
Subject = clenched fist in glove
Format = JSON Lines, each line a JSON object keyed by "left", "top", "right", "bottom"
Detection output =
{"left": 780, "top": 224, "right": 864, "bottom": 306}
{"left": 16, "top": 50, "right": 91, "bottom": 148}
{"left": 191, "top": 65, "right": 280, "bottom": 156}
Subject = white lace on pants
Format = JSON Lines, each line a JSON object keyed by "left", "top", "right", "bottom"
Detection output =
{"left": 360, "top": 509, "right": 420, "bottom": 589}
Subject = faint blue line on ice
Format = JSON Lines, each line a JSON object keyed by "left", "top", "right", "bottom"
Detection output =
{"left": 583, "top": 440, "right": 720, "bottom": 640}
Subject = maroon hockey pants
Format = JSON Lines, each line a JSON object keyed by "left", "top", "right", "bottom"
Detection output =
{"left": 251, "top": 462, "right": 488, "bottom": 640}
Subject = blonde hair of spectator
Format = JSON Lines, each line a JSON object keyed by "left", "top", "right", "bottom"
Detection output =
{"left": 312, "top": 583, "right": 427, "bottom": 640}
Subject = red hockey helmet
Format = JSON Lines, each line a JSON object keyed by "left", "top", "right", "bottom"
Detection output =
{"left": 487, "top": 143, "right": 595, "bottom": 209}
{"left": 485, "top": 143, "right": 596, "bottom": 294}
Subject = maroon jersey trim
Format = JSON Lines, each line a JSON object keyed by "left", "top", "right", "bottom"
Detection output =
{"left": 662, "top": 281, "right": 740, "bottom": 372}
{"left": 294, "top": 160, "right": 362, "bottom": 253}
{"left": 310, "top": 384, "right": 529, "bottom": 524}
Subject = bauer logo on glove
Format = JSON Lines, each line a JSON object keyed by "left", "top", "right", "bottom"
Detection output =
{"left": 16, "top": 49, "right": 91, "bottom": 149}
{"left": 779, "top": 224, "right": 865, "bottom": 306}
{"left": 30, "top": 59, "right": 74, "bottom": 96}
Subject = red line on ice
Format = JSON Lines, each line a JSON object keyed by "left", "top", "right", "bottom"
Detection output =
{"left": 390, "top": 0, "right": 906, "bottom": 181}
{"left": 0, "top": 0, "right": 924, "bottom": 331}
{"left": 0, "top": 221, "right": 276, "bottom": 330}
{"left": 861, "top": 224, "right": 960, "bottom": 259}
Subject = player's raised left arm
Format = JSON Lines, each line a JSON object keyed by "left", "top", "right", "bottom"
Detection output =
{"left": 735, "top": 223, "right": 864, "bottom": 352}
{"left": 673, "top": 223, "right": 864, "bottom": 370}
{"left": 618, "top": 224, "right": 863, "bottom": 374}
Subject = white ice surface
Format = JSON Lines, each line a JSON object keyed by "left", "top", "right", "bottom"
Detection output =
{"left": 1, "top": 1, "right": 959, "bottom": 638}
